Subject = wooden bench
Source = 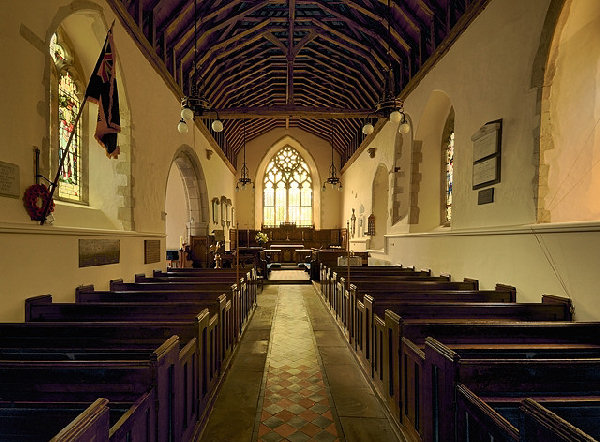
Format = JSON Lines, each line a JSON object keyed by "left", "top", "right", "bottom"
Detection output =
{"left": 24, "top": 295, "right": 219, "bottom": 429}
{"left": 0, "top": 335, "right": 180, "bottom": 441}
{"left": 424, "top": 337, "right": 600, "bottom": 442}
{"left": 110, "top": 279, "right": 252, "bottom": 340}
{"left": 347, "top": 283, "right": 513, "bottom": 350}
{"left": 0, "top": 398, "right": 112, "bottom": 441}
{"left": 76, "top": 285, "right": 233, "bottom": 369}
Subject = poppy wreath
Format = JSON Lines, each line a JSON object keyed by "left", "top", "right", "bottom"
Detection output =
{"left": 23, "top": 184, "right": 54, "bottom": 221}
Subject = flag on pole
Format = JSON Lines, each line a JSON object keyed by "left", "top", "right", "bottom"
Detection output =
{"left": 85, "top": 23, "right": 121, "bottom": 159}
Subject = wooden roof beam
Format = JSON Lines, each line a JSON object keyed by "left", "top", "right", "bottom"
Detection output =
{"left": 205, "top": 105, "right": 376, "bottom": 119}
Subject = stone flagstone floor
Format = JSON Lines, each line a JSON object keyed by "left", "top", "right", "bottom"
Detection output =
{"left": 256, "top": 286, "right": 339, "bottom": 441}
{"left": 199, "top": 284, "right": 402, "bottom": 442}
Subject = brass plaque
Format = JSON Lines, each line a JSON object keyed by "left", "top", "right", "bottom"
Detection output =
{"left": 144, "top": 239, "right": 161, "bottom": 264}
{"left": 0, "top": 161, "right": 20, "bottom": 198}
{"left": 79, "top": 239, "right": 120, "bottom": 267}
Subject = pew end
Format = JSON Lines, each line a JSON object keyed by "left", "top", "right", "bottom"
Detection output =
{"left": 109, "top": 279, "right": 124, "bottom": 290}
{"left": 25, "top": 295, "right": 53, "bottom": 322}
{"left": 75, "top": 285, "right": 94, "bottom": 302}
{"left": 520, "top": 398, "right": 597, "bottom": 442}
{"left": 49, "top": 398, "right": 110, "bottom": 442}
{"left": 134, "top": 273, "right": 146, "bottom": 283}
{"left": 542, "top": 295, "right": 574, "bottom": 321}
{"left": 495, "top": 283, "right": 517, "bottom": 302}
{"left": 463, "top": 278, "right": 479, "bottom": 290}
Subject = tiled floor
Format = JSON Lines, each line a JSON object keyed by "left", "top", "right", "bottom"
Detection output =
{"left": 199, "top": 284, "right": 402, "bottom": 442}
{"left": 268, "top": 270, "right": 310, "bottom": 280}
{"left": 256, "top": 286, "right": 339, "bottom": 441}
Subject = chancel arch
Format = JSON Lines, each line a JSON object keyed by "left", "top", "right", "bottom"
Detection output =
{"left": 410, "top": 90, "right": 454, "bottom": 232}
{"left": 537, "top": 0, "right": 600, "bottom": 223}
{"left": 166, "top": 146, "right": 210, "bottom": 248}
{"left": 255, "top": 135, "right": 321, "bottom": 229}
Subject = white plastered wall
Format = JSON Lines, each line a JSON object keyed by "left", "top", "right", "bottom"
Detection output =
{"left": 0, "top": 0, "right": 235, "bottom": 321}
{"left": 342, "top": 0, "right": 600, "bottom": 321}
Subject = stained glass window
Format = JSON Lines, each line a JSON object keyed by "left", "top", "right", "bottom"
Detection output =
{"left": 263, "top": 146, "right": 312, "bottom": 227}
{"left": 445, "top": 131, "right": 454, "bottom": 223}
{"left": 51, "top": 32, "right": 82, "bottom": 201}
{"left": 57, "top": 70, "right": 81, "bottom": 200}
{"left": 49, "top": 33, "right": 66, "bottom": 64}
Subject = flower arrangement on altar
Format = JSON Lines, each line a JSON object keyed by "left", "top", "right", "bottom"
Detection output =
{"left": 255, "top": 231, "right": 269, "bottom": 245}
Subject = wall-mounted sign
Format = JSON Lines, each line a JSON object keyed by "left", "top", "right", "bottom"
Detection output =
{"left": 144, "top": 239, "right": 161, "bottom": 264}
{"left": 0, "top": 161, "right": 20, "bottom": 198}
{"left": 79, "top": 239, "right": 120, "bottom": 267}
{"left": 472, "top": 119, "right": 502, "bottom": 190}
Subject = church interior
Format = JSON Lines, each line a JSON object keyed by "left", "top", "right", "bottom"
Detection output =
{"left": 1, "top": 0, "right": 600, "bottom": 440}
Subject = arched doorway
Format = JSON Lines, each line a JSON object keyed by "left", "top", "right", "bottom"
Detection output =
{"left": 165, "top": 146, "right": 209, "bottom": 262}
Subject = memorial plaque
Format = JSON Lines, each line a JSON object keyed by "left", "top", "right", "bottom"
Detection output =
{"left": 472, "top": 119, "right": 502, "bottom": 190}
{"left": 473, "top": 157, "right": 498, "bottom": 187}
{"left": 0, "top": 161, "right": 20, "bottom": 198}
{"left": 144, "top": 239, "right": 161, "bottom": 264}
{"left": 478, "top": 188, "right": 495, "bottom": 205}
{"left": 79, "top": 239, "right": 120, "bottom": 267}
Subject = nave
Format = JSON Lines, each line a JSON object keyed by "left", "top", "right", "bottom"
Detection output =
{"left": 200, "top": 284, "right": 401, "bottom": 442}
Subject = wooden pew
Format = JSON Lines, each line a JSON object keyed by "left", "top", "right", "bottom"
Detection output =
{"left": 76, "top": 285, "right": 232, "bottom": 370}
{"left": 0, "top": 320, "right": 223, "bottom": 438}
{"left": 152, "top": 267, "right": 257, "bottom": 316}
{"left": 0, "top": 335, "right": 180, "bottom": 441}
{"left": 424, "top": 338, "right": 600, "bottom": 442}
{"left": 320, "top": 265, "right": 422, "bottom": 301}
{"left": 376, "top": 296, "right": 572, "bottom": 423}
{"left": 0, "top": 398, "right": 111, "bottom": 441}
{"left": 24, "top": 295, "right": 217, "bottom": 432}
{"left": 348, "top": 283, "right": 512, "bottom": 351}
{"left": 110, "top": 279, "right": 251, "bottom": 341}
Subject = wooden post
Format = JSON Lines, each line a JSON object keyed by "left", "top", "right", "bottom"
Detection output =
{"left": 346, "top": 221, "right": 350, "bottom": 292}
{"left": 236, "top": 223, "right": 240, "bottom": 283}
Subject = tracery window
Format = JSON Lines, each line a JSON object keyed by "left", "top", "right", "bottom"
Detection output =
{"left": 263, "top": 146, "right": 313, "bottom": 227}
{"left": 444, "top": 131, "right": 454, "bottom": 223}
{"left": 50, "top": 32, "right": 83, "bottom": 201}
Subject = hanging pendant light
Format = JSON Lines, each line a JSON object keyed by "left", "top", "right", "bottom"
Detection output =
{"left": 177, "top": 0, "right": 223, "bottom": 134}
{"left": 236, "top": 120, "right": 252, "bottom": 191}
{"left": 324, "top": 121, "right": 342, "bottom": 191}
{"left": 361, "top": 0, "right": 408, "bottom": 135}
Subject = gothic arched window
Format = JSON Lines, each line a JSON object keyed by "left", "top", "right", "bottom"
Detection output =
{"left": 50, "top": 32, "right": 85, "bottom": 202}
{"left": 263, "top": 146, "right": 313, "bottom": 227}
{"left": 441, "top": 108, "right": 455, "bottom": 225}
{"left": 444, "top": 131, "right": 454, "bottom": 223}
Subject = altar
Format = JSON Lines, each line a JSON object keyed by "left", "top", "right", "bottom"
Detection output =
{"left": 266, "top": 244, "right": 305, "bottom": 263}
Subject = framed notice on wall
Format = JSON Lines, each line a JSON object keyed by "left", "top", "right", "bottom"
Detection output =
{"left": 472, "top": 119, "right": 502, "bottom": 190}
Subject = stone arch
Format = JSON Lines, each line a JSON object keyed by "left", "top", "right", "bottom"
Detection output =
{"left": 43, "top": 2, "right": 134, "bottom": 229}
{"left": 535, "top": 0, "right": 600, "bottom": 223}
{"left": 370, "top": 164, "right": 389, "bottom": 250}
{"left": 167, "top": 145, "right": 210, "bottom": 237}
{"left": 410, "top": 90, "right": 453, "bottom": 232}
{"left": 254, "top": 135, "right": 322, "bottom": 229}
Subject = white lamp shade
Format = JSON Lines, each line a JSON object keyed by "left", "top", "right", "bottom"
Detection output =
{"left": 399, "top": 122, "right": 410, "bottom": 134}
{"left": 177, "top": 120, "right": 189, "bottom": 134}
{"left": 211, "top": 119, "right": 224, "bottom": 132}
{"left": 389, "top": 110, "right": 402, "bottom": 123}
{"left": 362, "top": 123, "right": 374, "bottom": 135}
{"left": 181, "top": 107, "right": 194, "bottom": 121}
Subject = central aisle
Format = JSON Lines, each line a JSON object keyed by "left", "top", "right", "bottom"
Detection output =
{"left": 200, "top": 284, "right": 402, "bottom": 442}
{"left": 257, "top": 285, "right": 340, "bottom": 440}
